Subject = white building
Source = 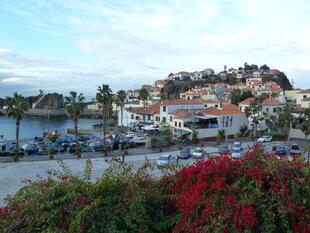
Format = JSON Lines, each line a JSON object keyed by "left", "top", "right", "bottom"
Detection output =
{"left": 190, "top": 71, "right": 203, "bottom": 80}
{"left": 296, "top": 89, "right": 310, "bottom": 105}
{"left": 170, "top": 104, "right": 248, "bottom": 140}
{"left": 253, "top": 71, "right": 261, "bottom": 77}
{"left": 239, "top": 98, "right": 285, "bottom": 131}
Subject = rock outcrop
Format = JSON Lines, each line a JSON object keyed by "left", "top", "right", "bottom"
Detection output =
{"left": 32, "top": 93, "right": 64, "bottom": 110}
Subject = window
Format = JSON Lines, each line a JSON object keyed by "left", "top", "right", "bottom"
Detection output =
{"left": 179, "top": 122, "right": 182, "bottom": 127}
{"left": 266, "top": 107, "right": 269, "bottom": 112}
{"left": 204, "top": 104, "right": 208, "bottom": 108}
{"left": 175, "top": 122, "right": 177, "bottom": 127}
{"left": 273, "top": 108, "right": 277, "bottom": 113}
{"left": 303, "top": 95, "right": 307, "bottom": 99}
{"left": 136, "top": 116, "right": 139, "bottom": 120}
{"left": 239, "top": 107, "right": 242, "bottom": 111}
{"left": 187, "top": 97, "right": 190, "bottom": 100}
{"left": 162, "top": 117, "right": 166, "bottom": 123}
{"left": 163, "top": 106, "right": 166, "bottom": 112}
{"left": 131, "top": 114, "right": 134, "bottom": 119}
{"left": 170, "top": 116, "right": 173, "bottom": 122}
{"left": 215, "top": 104, "right": 218, "bottom": 108}
{"left": 148, "top": 115, "right": 151, "bottom": 120}
{"left": 156, "top": 117, "right": 160, "bottom": 122}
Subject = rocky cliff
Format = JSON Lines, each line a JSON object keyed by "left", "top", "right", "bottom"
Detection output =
{"left": 32, "top": 93, "right": 64, "bottom": 110}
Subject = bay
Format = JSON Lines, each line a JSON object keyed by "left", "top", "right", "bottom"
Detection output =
{"left": 0, "top": 116, "right": 101, "bottom": 140}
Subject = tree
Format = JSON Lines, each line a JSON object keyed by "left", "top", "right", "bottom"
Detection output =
{"left": 299, "top": 108, "right": 310, "bottom": 162}
{"left": 260, "top": 64, "right": 270, "bottom": 70}
{"left": 138, "top": 88, "right": 149, "bottom": 123}
{"left": 239, "top": 124, "right": 248, "bottom": 136}
{"left": 240, "top": 90, "right": 254, "bottom": 101}
{"left": 4, "top": 92, "right": 28, "bottom": 148}
{"left": 230, "top": 88, "right": 241, "bottom": 105}
{"left": 115, "top": 90, "right": 127, "bottom": 127}
{"left": 64, "top": 92, "right": 86, "bottom": 142}
{"left": 96, "top": 84, "right": 113, "bottom": 139}
{"left": 245, "top": 99, "right": 264, "bottom": 139}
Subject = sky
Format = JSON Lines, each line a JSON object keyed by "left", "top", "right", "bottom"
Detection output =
{"left": 0, "top": 0, "right": 309, "bottom": 98}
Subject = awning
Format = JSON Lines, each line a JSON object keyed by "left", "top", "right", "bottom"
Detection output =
{"left": 174, "top": 129, "right": 191, "bottom": 137}
{"left": 184, "top": 117, "right": 200, "bottom": 123}
{"left": 195, "top": 116, "right": 217, "bottom": 120}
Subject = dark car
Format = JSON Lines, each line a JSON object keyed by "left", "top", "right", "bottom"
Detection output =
{"left": 179, "top": 147, "right": 191, "bottom": 159}
{"left": 275, "top": 146, "right": 287, "bottom": 157}
{"left": 68, "top": 144, "right": 89, "bottom": 154}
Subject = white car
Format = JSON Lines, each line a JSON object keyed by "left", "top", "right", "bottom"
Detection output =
{"left": 289, "top": 144, "right": 301, "bottom": 155}
{"left": 192, "top": 148, "right": 205, "bottom": 159}
{"left": 257, "top": 136, "right": 273, "bottom": 143}
{"left": 156, "top": 154, "right": 177, "bottom": 166}
{"left": 231, "top": 147, "right": 243, "bottom": 158}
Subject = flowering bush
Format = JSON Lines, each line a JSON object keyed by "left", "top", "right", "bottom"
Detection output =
{"left": 1, "top": 146, "right": 309, "bottom": 233}
{"left": 0, "top": 159, "right": 175, "bottom": 233}
{"left": 171, "top": 145, "right": 310, "bottom": 233}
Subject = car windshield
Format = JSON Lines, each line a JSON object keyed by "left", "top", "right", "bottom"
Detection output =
{"left": 291, "top": 145, "right": 299, "bottom": 150}
{"left": 233, "top": 142, "right": 241, "bottom": 147}
{"left": 182, "top": 148, "right": 190, "bottom": 153}
{"left": 194, "top": 149, "right": 202, "bottom": 153}
{"left": 232, "top": 148, "right": 241, "bottom": 153}
{"left": 159, "top": 156, "right": 169, "bottom": 160}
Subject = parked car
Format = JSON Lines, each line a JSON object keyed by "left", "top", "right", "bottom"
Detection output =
{"left": 232, "top": 141, "right": 242, "bottom": 149}
{"left": 21, "top": 144, "right": 39, "bottom": 155}
{"left": 156, "top": 154, "right": 177, "bottom": 166}
{"left": 192, "top": 147, "right": 205, "bottom": 159}
{"left": 274, "top": 145, "right": 287, "bottom": 157}
{"left": 218, "top": 144, "right": 229, "bottom": 154}
{"left": 125, "top": 132, "right": 135, "bottom": 138}
{"left": 257, "top": 135, "right": 273, "bottom": 143}
{"left": 179, "top": 147, "right": 191, "bottom": 159}
{"left": 231, "top": 147, "right": 243, "bottom": 158}
{"left": 289, "top": 144, "right": 301, "bottom": 155}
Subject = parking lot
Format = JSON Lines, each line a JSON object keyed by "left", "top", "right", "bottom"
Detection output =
{"left": 0, "top": 139, "right": 308, "bottom": 207}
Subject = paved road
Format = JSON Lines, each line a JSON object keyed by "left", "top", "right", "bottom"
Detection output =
{"left": 0, "top": 140, "right": 308, "bottom": 207}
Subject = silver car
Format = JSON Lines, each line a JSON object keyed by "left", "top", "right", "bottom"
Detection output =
{"left": 156, "top": 154, "right": 177, "bottom": 166}
{"left": 289, "top": 144, "right": 301, "bottom": 155}
{"left": 192, "top": 147, "right": 205, "bottom": 159}
{"left": 232, "top": 147, "right": 243, "bottom": 158}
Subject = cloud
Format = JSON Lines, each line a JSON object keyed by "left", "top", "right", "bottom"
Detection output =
{"left": 0, "top": 0, "right": 309, "bottom": 97}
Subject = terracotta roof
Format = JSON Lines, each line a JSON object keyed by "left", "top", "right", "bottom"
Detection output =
{"left": 242, "top": 88, "right": 255, "bottom": 91}
{"left": 130, "top": 102, "right": 161, "bottom": 115}
{"left": 161, "top": 99, "right": 204, "bottom": 105}
{"left": 302, "top": 97, "right": 310, "bottom": 101}
{"left": 298, "top": 89, "right": 310, "bottom": 94}
{"left": 222, "top": 103, "right": 239, "bottom": 111}
{"left": 204, "top": 99, "right": 218, "bottom": 104}
{"left": 239, "top": 97, "right": 255, "bottom": 105}
{"left": 171, "top": 110, "right": 201, "bottom": 120}
{"left": 234, "top": 82, "right": 246, "bottom": 87}
{"left": 204, "top": 109, "right": 245, "bottom": 116}
{"left": 261, "top": 98, "right": 283, "bottom": 105}
{"left": 176, "top": 71, "right": 191, "bottom": 75}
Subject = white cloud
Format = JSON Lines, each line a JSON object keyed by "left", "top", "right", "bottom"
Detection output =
{"left": 0, "top": 0, "right": 309, "bottom": 97}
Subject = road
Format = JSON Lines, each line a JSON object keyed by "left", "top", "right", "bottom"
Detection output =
{"left": 0, "top": 140, "right": 307, "bottom": 207}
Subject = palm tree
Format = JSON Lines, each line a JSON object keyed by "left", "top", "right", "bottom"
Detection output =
{"left": 299, "top": 108, "right": 310, "bottom": 162}
{"left": 115, "top": 90, "right": 127, "bottom": 127}
{"left": 96, "top": 84, "right": 113, "bottom": 138}
{"left": 138, "top": 88, "right": 149, "bottom": 123}
{"left": 5, "top": 92, "right": 28, "bottom": 148}
{"left": 64, "top": 91, "right": 86, "bottom": 142}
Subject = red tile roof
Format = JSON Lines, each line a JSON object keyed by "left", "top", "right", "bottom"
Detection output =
{"left": 239, "top": 97, "right": 255, "bottom": 105}
{"left": 130, "top": 102, "right": 161, "bottom": 115}
{"left": 261, "top": 99, "right": 283, "bottom": 105}
{"left": 298, "top": 89, "right": 310, "bottom": 94}
{"left": 222, "top": 103, "right": 239, "bottom": 111}
{"left": 233, "top": 82, "right": 246, "bottom": 87}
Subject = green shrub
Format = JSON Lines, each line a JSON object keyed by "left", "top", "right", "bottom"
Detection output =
{"left": 264, "top": 132, "right": 287, "bottom": 140}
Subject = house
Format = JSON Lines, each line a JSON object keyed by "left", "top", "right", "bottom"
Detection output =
{"left": 170, "top": 104, "right": 248, "bottom": 140}
{"left": 154, "top": 80, "right": 166, "bottom": 88}
{"left": 246, "top": 77, "right": 262, "bottom": 86}
{"left": 159, "top": 99, "right": 205, "bottom": 124}
{"left": 239, "top": 98, "right": 285, "bottom": 131}
{"left": 301, "top": 98, "right": 310, "bottom": 108}
{"left": 296, "top": 89, "right": 310, "bottom": 105}
{"left": 232, "top": 82, "right": 247, "bottom": 89}
{"left": 203, "top": 99, "right": 219, "bottom": 108}
{"left": 285, "top": 89, "right": 302, "bottom": 103}
{"left": 126, "top": 89, "right": 140, "bottom": 102}
{"left": 202, "top": 68, "right": 215, "bottom": 76}
{"left": 190, "top": 71, "right": 203, "bottom": 80}
{"left": 253, "top": 71, "right": 261, "bottom": 77}
{"left": 119, "top": 102, "right": 161, "bottom": 127}
{"left": 236, "top": 73, "right": 244, "bottom": 79}
{"left": 171, "top": 71, "right": 191, "bottom": 80}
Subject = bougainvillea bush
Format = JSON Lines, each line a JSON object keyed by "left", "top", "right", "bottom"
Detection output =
{"left": 172, "top": 146, "right": 310, "bottom": 233}
{"left": 0, "top": 159, "right": 176, "bottom": 233}
{"left": 1, "top": 146, "right": 310, "bottom": 233}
